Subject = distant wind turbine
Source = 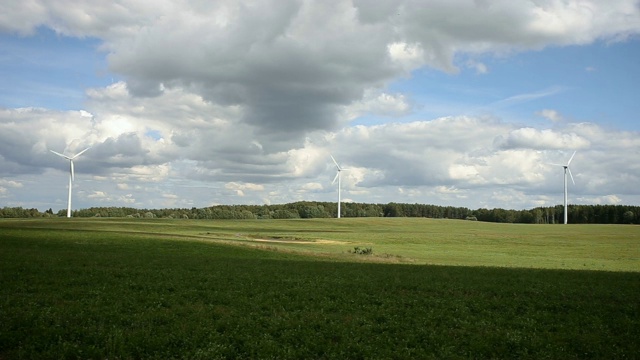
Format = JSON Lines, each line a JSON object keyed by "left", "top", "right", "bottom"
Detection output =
{"left": 551, "top": 151, "right": 576, "bottom": 225}
{"left": 330, "top": 154, "right": 347, "bottom": 219}
{"left": 50, "top": 147, "right": 90, "bottom": 218}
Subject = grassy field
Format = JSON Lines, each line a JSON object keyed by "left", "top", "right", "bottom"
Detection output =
{"left": 3, "top": 217, "right": 638, "bottom": 271}
{"left": 1, "top": 218, "right": 639, "bottom": 358}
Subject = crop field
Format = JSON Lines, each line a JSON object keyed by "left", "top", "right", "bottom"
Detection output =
{"left": 1, "top": 218, "right": 639, "bottom": 358}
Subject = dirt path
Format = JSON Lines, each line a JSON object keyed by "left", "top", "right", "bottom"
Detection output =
{"left": 249, "top": 238, "right": 347, "bottom": 245}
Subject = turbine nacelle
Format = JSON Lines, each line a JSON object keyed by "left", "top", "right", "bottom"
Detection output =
{"left": 565, "top": 166, "right": 575, "bottom": 185}
{"left": 549, "top": 151, "right": 576, "bottom": 185}
{"left": 50, "top": 147, "right": 90, "bottom": 161}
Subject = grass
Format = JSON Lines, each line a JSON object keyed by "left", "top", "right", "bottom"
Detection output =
{"left": 3, "top": 217, "right": 638, "bottom": 271}
{"left": 1, "top": 218, "right": 639, "bottom": 358}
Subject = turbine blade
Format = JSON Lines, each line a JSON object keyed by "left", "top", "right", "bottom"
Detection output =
{"left": 50, "top": 150, "right": 71, "bottom": 160}
{"left": 567, "top": 150, "right": 577, "bottom": 166}
{"left": 70, "top": 161, "right": 75, "bottom": 182}
{"left": 72, "top": 147, "right": 91, "bottom": 159}
{"left": 568, "top": 167, "right": 575, "bottom": 185}
{"left": 329, "top": 154, "right": 341, "bottom": 170}
{"left": 332, "top": 171, "right": 339, "bottom": 184}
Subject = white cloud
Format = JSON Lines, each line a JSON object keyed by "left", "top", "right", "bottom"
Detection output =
{"left": 495, "top": 128, "right": 590, "bottom": 150}
{"left": 577, "top": 195, "right": 623, "bottom": 205}
{"left": 83, "top": 190, "right": 135, "bottom": 205}
{"left": 345, "top": 91, "right": 412, "bottom": 121}
{"left": 466, "top": 60, "right": 489, "bottom": 74}
{"left": 87, "top": 191, "right": 107, "bottom": 199}
{"left": 387, "top": 42, "right": 425, "bottom": 72}
{"left": 225, "top": 182, "right": 265, "bottom": 197}
{"left": 537, "top": 109, "right": 563, "bottom": 123}
{"left": 488, "top": 87, "right": 567, "bottom": 110}
{"left": 0, "top": 179, "right": 23, "bottom": 188}
{"left": 301, "top": 182, "right": 323, "bottom": 191}
{"left": 1, "top": 109, "right": 639, "bottom": 210}
{"left": 435, "top": 186, "right": 464, "bottom": 195}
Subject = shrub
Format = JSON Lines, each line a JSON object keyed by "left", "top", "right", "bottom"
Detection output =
{"left": 351, "top": 246, "right": 373, "bottom": 255}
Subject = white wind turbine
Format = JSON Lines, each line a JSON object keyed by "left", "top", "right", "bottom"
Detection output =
{"left": 330, "top": 154, "right": 347, "bottom": 219}
{"left": 551, "top": 151, "right": 576, "bottom": 225}
{"left": 50, "top": 147, "right": 90, "bottom": 218}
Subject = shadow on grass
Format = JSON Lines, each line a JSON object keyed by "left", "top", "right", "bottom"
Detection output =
{"left": 1, "top": 228, "right": 639, "bottom": 359}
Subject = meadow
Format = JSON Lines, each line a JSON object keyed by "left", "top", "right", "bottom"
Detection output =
{"left": 1, "top": 218, "right": 639, "bottom": 358}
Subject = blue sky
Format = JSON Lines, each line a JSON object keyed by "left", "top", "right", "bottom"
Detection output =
{"left": 382, "top": 40, "right": 640, "bottom": 130}
{"left": 1, "top": 1, "right": 639, "bottom": 213}
{"left": 0, "top": 28, "right": 110, "bottom": 110}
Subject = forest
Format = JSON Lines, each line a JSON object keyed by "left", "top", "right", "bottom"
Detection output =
{"left": 0, "top": 202, "right": 637, "bottom": 224}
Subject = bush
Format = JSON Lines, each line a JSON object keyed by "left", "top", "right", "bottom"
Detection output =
{"left": 623, "top": 211, "right": 635, "bottom": 224}
{"left": 351, "top": 246, "right": 373, "bottom": 255}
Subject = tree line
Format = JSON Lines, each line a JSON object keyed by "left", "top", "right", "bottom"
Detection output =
{"left": 0, "top": 202, "right": 637, "bottom": 224}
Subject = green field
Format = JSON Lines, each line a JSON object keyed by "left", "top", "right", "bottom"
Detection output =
{"left": 1, "top": 218, "right": 639, "bottom": 358}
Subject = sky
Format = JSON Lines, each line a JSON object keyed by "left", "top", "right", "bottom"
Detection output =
{"left": 1, "top": 0, "right": 639, "bottom": 212}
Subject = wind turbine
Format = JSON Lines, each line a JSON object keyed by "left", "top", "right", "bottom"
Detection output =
{"left": 50, "top": 147, "right": 90, "bottom": 218}
{"left": 330, "top": 154, "right": 346, "bottom": 219}
{"left": 551, "top": 151, "right": 576, "bottom": 225}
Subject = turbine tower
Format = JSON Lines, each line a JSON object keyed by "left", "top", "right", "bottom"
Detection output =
{"left": 552, "top": 151, "right": 576, "bottom": 225}
{"left": 330, "top": 154, "right": 346, "bottom": 219}
{"left": 50, "top": 147, "right": 90, "bottom": 218}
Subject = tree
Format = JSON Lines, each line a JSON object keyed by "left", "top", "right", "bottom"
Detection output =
{"left": 383, "top": 203, "right": 403, "bottom": 217}
{"left": 272, "top": 209, "right": 300, "bottom": 219}
{"left": 623, "top": 211, "right": 635, "bottom": 224}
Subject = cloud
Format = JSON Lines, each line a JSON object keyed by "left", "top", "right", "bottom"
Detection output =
{"left": 0, "top": 179, "right": 23, "bottom": 188}
{"left": 87, "top": 191, "right": 107, "bottom": 199}
{"left": 301, "top": 182, "right": 323, "bottom": 191}
{"left": 387, "top": 42, "right": 426, "bottom": 72}
{"left": 494, "top": 128, "right": 590, "bottom": 150}
{"left": 225, "top": 182, "right": 265, "bottom": 196}
{"left": 2, "top": 1, "right": 638, "bottom": 150}
{"left": 435, "top": 185, "right": 465, "bottom": 195}
{"left": 488, "top": 87, "right": 566, "bottom": 110}
{"left": 1, "top": 1, "right": 640, "bottom": 210}
{"left": 345, "top": 90, "right": 412, "bottom": 120}
{"left": 0, "top": 107, "right": 93, "bottom": 175}
{"left": 537, "top": 109, "right": 563, "bottom": 123}
{"left": 577, "top": 195, "right": 622, "bottom": 205}
{"left": 1, "top": 104, "right": 639, "bottom": 210}
{"left": 85, "top": 191, "right": 136, "bottom": 205}
{"left": 466, "top": 60, "right": 489, "bottom": 74}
